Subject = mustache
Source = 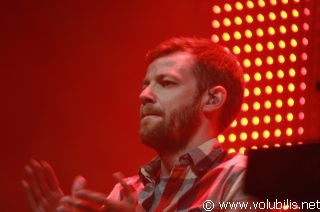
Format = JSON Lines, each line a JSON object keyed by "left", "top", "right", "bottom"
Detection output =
{"left": 140, "top": 104, "right": 162, "bottom": 119}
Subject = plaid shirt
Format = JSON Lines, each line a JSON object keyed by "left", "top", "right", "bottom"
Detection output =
{"left": 108, "top": 139, "right": 254, "bottom": 211}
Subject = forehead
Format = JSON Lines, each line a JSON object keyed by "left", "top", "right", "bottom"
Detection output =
{"left": 144, "top": 51, "right": 196, "bottom": 80}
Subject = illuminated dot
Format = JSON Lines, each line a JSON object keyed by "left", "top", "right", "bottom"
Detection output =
{"left": 303, "top": 23, "right": 309, "bottom": 31}
{"left": 241, "top": 117, "right": 249, "bottom": 126}
{"left": 298, "top": 141, "right": 304, "bottom": 145}
{"left": 230, "top": 120, "right": 237, "bottom": 128}
{"left": 266, "top": 56, "right": 274, "bottom": 65}
{"left": 223, "top": 18, "right": 231, "bottom": 27}
{"left": 222, "top": 32, "right": 230, "bottom": 41}
{"left": 276, "top": 85, "right": 284, "bottom": 93}
{"left": 286, "top": 142, "right": 292, "bottom": 146}
{"left": 255, "top": 58, "right": 262, "bottom": 66}
{"left": 304, "top": 8, "right": 310, "bottom": 16}
{"left": 277, "top": 70, "right": 284, "bottom": 78}
{"left": 264, "top": 115, "right": 271, "bottom": 124}
{"left": 211, "top": 34, "right": 219, "bottom": 43}
{"left": 287, "top": 98, "right": 295, "bottom": 107}
{"left": 257, "top": 14, "right": 264, "bottom": 22}
{"left": 213, "top": 5, "right": 221, "bottom": 14}
{"left": 244, "top": 88, "right": 250, "bottom": 97}
{"left": 263, "top": 145, "right": 269, "bottom": 149}
{"left": 300, "top": 82, "right": 306, "bottom": 90}
{"left": 264, "top": 100, "right": 272, "bottom": 109}
{"left": 299, "top": 112, "right": 305, "bottom": 120}
{"left": 243, "top": 59, "right": 251, "bottom": 68}
{"left": 224, "top": 3, "right": 232, "bottom": 12}
{"left": 289, "top": 68, "right": 296, "bottom": 77}
{"left": 290, "top": 39, "right": 297, "bottom": 47}
{"left": 276, "top": 99, "right": 283, "bottom": 108}
{"left": 265, "top": 86, "right": 272, "bottom": 95}
{"left": 274, "top": 143, "right": 281, "bottom": 147}
{"left": 251, "top": 131, "right": 259, "bottom": 140}
{"left": 244, "top": 73, "right": 250, "bottom": 82}
{"left": 269, "top": 12, "right": 276, "bottom": 20}
{"left": 274, "top": 129, "right": 281, "bottom": 137}
{"left": 217, "top": 134, "right": 225, "bottom": 143}
{"left": 279, "top": 25, "right": 287, "bottom": 34}
{"left": 255, "top": 43, "right": 263, "bottom": 51}
{"left": 245, "top": 30, "right": 252, "bottom": 38}
{"left": 292, "top": 9, "right": 299, "bottom": 17}
{"left": 234, "top": 31, "right": 242, "bottom": 40}
{"left": 268, "top": 27, "right": 275, "bottom": 35}
{"left": 252, "top": 116, "right": 260, "bottom": 125}
{"left": 254, "top": 87, "right": 261, "bottom": 96}
{"left": 302, "top": 52, "right": 308, "bottom": 61}
{"left": 246, "top": 15, "right": 253, "bottom": 23}
{"left": 244, "top": 44, "right": 252, "bottom": 53}
{"left": 240, "top": 132, "right": 247, "bottom": 141}
{"left": 286, "top": 128, "right": 293, "bottom": 136}
{"left": 247, "top": 1, "right": 254, "bottom": 9}
{"left": 270, "top": 0, "right": 277, "bottom": 5}
{"left": 254, "top": 72, "right": 262, "bottom": 81}
{"left": 251, "top": 146, "right": 258, "bottom": 150}
{"left": 266, "top": 71, "right": 273, "bottom": 80}
{"left": 299, "top": 97, "right": 306, "bottom": 105}
{"left": 228, "top": 148, "right": 236, "bottom": 154}
{"left": 278, "top": 55, "right": 285, "bottom": 63}
{"left": 275, "top": 114, "right": 282, "bottom": 123}
{"left": 242, "top": 103, "right": 249, "bottom": 112}
{"left": 291, "top": 24, "right": 298, "bottom": 33}
{"left": 267, "top": 42, "right": 274, "bottom": 50}
{"left": 301, "top": 67, "right": 307, "bottom": 76}
{"left": 287, "top": 113, "right": 293, "bottom": 121}
{"left": 279, "top": 41, "right": 286, "bottom": 49}
{"left": 239, "top": 147, "right": 246, "bottom": 154}
{"left": 298, "top": 127, "right": 304, "bottom": 135}
{"left": 302, "top": 37, "right": 308, "bottom": 46}
{"left": 288, "top": 83, "right": 295, "bottom": 92}
{"left": 263, "top": 130, "right": 270, "bottom": 139}
{"left": 234, "top": 16, "right": 242, "bottom": 25}
{"left": 232, "top": 46, "right": 241, "bottom": 55}
{"left": 235, "top": 2, "right": 243, "bottom": 10}
{"left": 212, "top": 20, "right": 220, "bottom": 28}
{"left": 253, "top": 102, "right": 261, "bottom": 110}
{"left": 280, "top": 10, "right": 288, "bottom": 19}
{"left": 229, "top": 134, "right": 237, "bottom": 142}
{"left": 282, "top": 0, "right": 288, "bottom": 4}
{"left": 258, "top": 0, "right": 266, "bottom": 7}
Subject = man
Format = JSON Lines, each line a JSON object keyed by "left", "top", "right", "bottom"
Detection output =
{"left": 22, "top": 37, "right": 251, "bottom": 211}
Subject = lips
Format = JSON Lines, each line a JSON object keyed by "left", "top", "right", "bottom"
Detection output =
{"left": 140, "top": 106, "right": 162, "bottom": 119}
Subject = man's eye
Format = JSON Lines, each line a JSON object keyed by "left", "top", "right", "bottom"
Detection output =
{"left": 160, "top": 80, "right": 176, "bottom": 87}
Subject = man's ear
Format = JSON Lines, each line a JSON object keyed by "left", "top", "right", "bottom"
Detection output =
{"left": 203, "top": 86, "right": 227, "bottom": 113}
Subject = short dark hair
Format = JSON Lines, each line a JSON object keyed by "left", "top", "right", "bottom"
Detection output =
{"left": 146, "top": 37, "right": 244, "bottom": 133}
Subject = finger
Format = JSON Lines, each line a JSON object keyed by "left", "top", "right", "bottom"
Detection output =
{"left": 56, "top": 205, "right": 73, "bottom": 212}
{"left": 24, "top": 164, "right": 43, "bottom": 203}
{"left": 40, "top": 160, "right": 62, "bottom": 192}
{"left": 61, "top": 195, "right": 103, "bottom": 212}
{"left": 21, "top": 180, "right": 38, "bottom": 211}
{"left": 112, "top": 172, "right": 134, "bottom": 203}
{"left": 30, "top": 159, "right": 51, "bottom": 196}
{"left": 74, "top": 189, "right": 107, "bottom": 205}
{"left": 71, "top": 176, "right": 87, "bottom": 196}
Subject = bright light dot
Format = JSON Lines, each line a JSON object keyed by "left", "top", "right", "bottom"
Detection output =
{"left": 234, "top": 16, "right": 242, "bottom": 25}
{"left": 251, "top": 146, "right": 258, "bottom": 150}
{"left": 257, "top": 14, "right": 265, "bottom": 22}
{"left": 298, "top": 127, "right": 304, "bottom": 135}
{"left": 258, "top": 0, "right": 266, "bottom": 7}
{"left": 299, "top": 97, "right": 306, "bottom": 105}
{"left": 289, "top": 68, "right": 296, "bottom": 77}
{"left": 299, "top": 112, "right": 305, "bottom": 120}
{"left": 244, "top": 73, "right": 250, "bottom": 82}
{"left": 228, "top": 148, "right": 236, "bottom": 154}
{"left": 286, "top": 142, "right": 292, "bottom": 146}
{"left": 233, "top": 46, "right": 241, "bottom": 55}
{"left": 235, "top": 2, "right": 243, "bottom": 10}
{"left": 264, "top": 115, "right": 271, "bottom": 124}
{"left": 256, "top": 29, "right": 264, "bottom": 37}
{"left": 276, "top": 84, "right": 283, "bottom": 93}
{"left": 223, "top": 18, "right": 231, "bottom": 27}
{"left": 224, "top": 3, "right": 232, "bottom": 12}
{"left": 255, "top": 58, "right": 262, "bottom": 66}
{"left": 292, "top": 9, "right": 299, "bottom": 17}
{"left": 291, "top": 24, "right": 298, "bottom": 32}
{"left": 244, "top": 88, "right": 250, "bottom": 97}
{"left": 276, "top": 99, "right": 283, "bottom": 108}
{"left": 239, "top": 147, "right": 246, "bottom": 154}
{"left": 229, "top": 134, "right": 237, "bottom": 142}
{"left": 282, "top": 0, "right": 288, "bottom": 4}
{"left": 268, "top": 27, "right": 275, "bottom": 35}
{"left": 287, "top": 98, "right": 295, "bottom": 107}
{"left": 287, "top": 113, "right": 293, "bottom": 121}
{"left": 230, "top": 120, "right": 237, "bottom": 128}
{"left": 244, "top": 44, "right": 252, "bottom": 53}
{"left": 277, "top": 70, "right": 284, "bottom": 78}
{"left": 267, "top": 41, "right": 274, "bottom": 50}
{"left": 243, "top": 59, "right": 251, "bottom": 68}
{"left": 278, "top": 55, "right": 285, "bottom": 63}
{"left": 304, "top": 8, "right": 310, "bottom": 16}
{"left": 279, "top": 40, "right": 286, "bottom": 49}
{"left": 300, "top": 82, "right": 306, "bottom": 90}
{"left": 270, "top": 0, "right": 277, "bottom": 5}
{"left": 303, "top": 23, "right": 309, "bottom": 31}
{"left": 301, "top": 67, "right": 307, "bottom": 76}
{"left": 280, "top": 10, "right": 288, "bottom": 19}
{"left": 222, "top": 32, "right": 230, "bottom": 41}
{"left": 254, "top": 72, "right": 262, "bottom": 81}
{"left": 240, "top": 132, "right": 247, "bottom": 141}
{"left": 252, "top": 116, "right": 260, "bottom": 125}
{"left": 290, "top": 39, "right": 297, "bottom": 47}
{"left": 286, "top": 128, "right": 293, "bottom": 136}
{"left": 279, "top": 25, "right": 287, "bottom": 34}
{"left": 253, "top": 102, "right": 261, "bottom": 110}
{"left": 245, "top": 29, "right": 252, "bottom": 38}
{"left": 247, "top": 1, "right": 254, "bottom": 9}
{"left": 275, "top": 143, "right": 281, "bottom": 147}
{"left": 302, "top": 37, "right": 308, "bottom": 46}
{"left": 252, "top": 131, "right": 259, "bottom": 140}
{"left": 242, "top": 103, "right": 249, "bottom": 112}
{"left": 288, "top": 83, "right": 295, "bottom": 92}
{"left": 266, "top": 56, "right": 274, "bottom": 65}
{"left": 213, "top": 5, "right": 221, "bottom": 14}
{"left": 211, "top": 34, "right": 219, "bottom": 43}
{"left": 275, "top": 114, "right": 282, "bottom": 122}
{"left": 217, "top": 134, "right": 225, "bottom": 143}
{"left": 212, "top": 20, "right": 220, "bottom": 28}
{"left": 263, "top": 130, "right": 270, "bottom": 139}
{"left": 254, "top": 87, "right": 261, "bottom": 96}
{"left": 269, "top": 12, "right": 276, "bottom": 20}
{"left": 266, "top": 71, "right": 273, "bottom": 80}
{"left": 246, "top": 15, "right": 253, "bottom": 23}
{"left": 302, "top": 52, "right": 308, "bottom": 61}
{"left": 274, "top": 129, "right": 282, "bottom": 137}
{"left": 234, "top": 31, "right": 242, "bottom": 40}
{"left": 256, "top": 43, "right": 263, "bottom": 51}
{"left": 264, "top": 100, "right": 272, "bottom": 109}
{"left": 265, "top": 86, "right": 272, "bottom": 95}
{"left": 241, "top": 117, "right": 248, "bottom": 126}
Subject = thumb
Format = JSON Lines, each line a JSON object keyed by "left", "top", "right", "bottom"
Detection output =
{"left": 71, "top": 175, "right": 87, "bottom": 196}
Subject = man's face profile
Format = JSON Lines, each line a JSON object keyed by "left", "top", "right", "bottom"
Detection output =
{"left": 139, "top": 51, "right": 202, "bottom": 153}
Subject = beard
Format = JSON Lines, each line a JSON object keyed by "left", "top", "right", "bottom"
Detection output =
{"left": 139, "top": 95, "right": 201, "bottom": 154}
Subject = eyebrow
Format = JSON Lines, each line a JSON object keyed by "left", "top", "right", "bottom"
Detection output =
{"left": 143, "top": 73, "right": 181, "bottom": 85}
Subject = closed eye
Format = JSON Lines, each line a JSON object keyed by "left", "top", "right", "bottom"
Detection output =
{"left": 159, "top": 80, "right": 176, "bottom": 87}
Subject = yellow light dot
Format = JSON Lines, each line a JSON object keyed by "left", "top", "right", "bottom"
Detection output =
{"left": 247, "top": 1, "right": 254, "bottom": 8}
{"left": 267, "top": 42, "right": 274, "bottom": 50}
{"left": 264, "top": 115, "right": 271, "bottom": 124}
{"left": 229, "top": 134, "right": 237, "bottom": 142}
{"left": 234, "top": 31, "right": 241, "bottom": 40}
{"left": 268, "top": 27, "right": 275, "bottom": 35}
{"left": 254, "top": 87, "right": 261, "bottom": 96}
{"left": 266, "top": 56, "right": 274, "bottom": 65}
{"left": 241, "top": 117, "right": 248, "bottom": 126}
{"left": 256, "top": 29, "right": 264, "bottom": 37}
{"left": 243, "top": 59, "right": 251, "bottom": 68}
{"left": 275, "top": 114, "right": 282, "bottom": 122}
{"left": 291, "top": 24, "right": 298, "bottom": 32}
{"left": 211, "top": 34, "right": 219, "bottom": 43}
{"left": 274, "top": 129, "right": 282, "bottom": 137}
{"left": 228, "top": 148, "right": 236, "bottom": 154}
{"left": 254, "top": 72, "right": 262, "bottom": 81}
{"left": 253, "top": 102, "right": 261, "bottom": 110}
{"left": 278, "top": 55, "right": 285, "bottom": 63}
{"left": 234, "top": 16, "right": 243, "bottom": 25}
{"left": 263, "top": 130, "right": 270, "bottom": 139}
{"left": 265, "top": 86, "right": 272, "bottom": 95}
{"left": 255, "top": 43, "right": 263, "bottom": 51}
{"left": 233, "top": 46, "right": 241, "bottom": 55}
{"left": 244, "top": 44, "right": 252, "bottom": 53}
{"left": 252, "top": 116, "right": 260, "bottom": 125}
{"left": 287, "top": 98, "right": 294, "bottom": 107}
{"left": 217, "top": 134, "right": 225, "bottom": 143}
{"left": 244, "top": 73, "right": 250, "bottom": 82}
{"left": 287, "top": 113, "right": 293, "bottom": 121}
{"left": 276, "top": 99, "right": 283, "bottom": 108}
{"left": 245, "top": 29, "right": 252, "bottom": 38}
{"left": 269, "top": 12, "right": 276, "bottom": 20}
{"left": 282, "top": 0, "right": 288, "bottom": 4}
{"left": 224, "top": 3, "right": 232, "bottom": 12}
{"left": 279, "top": 25, "right": 287, "bottom": 34}
{"left": 255, "top": 58, "right": 262, "bottom": 66}
{"left": 212, "top": 20, "right": 220, "bottom": 28}
{"left": 239, "top": 147, "right": 246, "bottom": 154}
{"left": 222, "top": 32, "right": 230, "bottom": 41}
{"left": 251, "top": 146, "right": 258, "bottom": 150}
{"left": 280, "top": 10, "right": 288, "bottom": 19}
{"left": 276, "top": 85, "right": 283, "bottom": 93}
{"left": 263, "top": 145, "right": 269, "bottom": 149}
{"left": 288, "top": 83, "right": 295, "bottom": 92}
{"left": 242, "top": 103, "right": 249, "bottom": 112}
{"left": 277, "top": 70, "right": 284, "bottom": 78}
{"left": 286, "top": 128, "right": 293, "bottom": 136}
{"left": 240, "top": 132, "right": 247, "bottom": 141}
{"left": 257, "top": 14, "right": 265, "bottom": 22}
{"left": 246, "top": 15, "right": 253, "bottom": 23}
{"left": 251, "top": 131, "right": 259, "bottom": 140}
{"left": 258, "top": 0, "right": 266, "bottom": 7}
{"left": 264, "top": 100, "right": 272, "bottom": 109}
{"left": 244, "top": 88, "right": 250, "bottom": 97}
{"left": 223, "top": 18, "right": 231, "bottom": 27}
{"left": 275, "top": 143, "right": 281, "bottom": 147}
{"left": 235, "top": 2, "right": 243, "bottom": 10}
{"left": 266, "top": 71, "right": 273, "bottom": 80}
{"left": 230, "top": 120, "right": 237, "bottom": 128}
{"left": 290, "top": 39, "right": 297, "bottom": 47}
{"left": 279, "top": 41, "right": 286, "bottom": 49}
{"left": 289, "top": 68, "right": 296, "bottom": 77}
{"left": 213, "top": 5, "right": 221, "bottom": 14}
{"left": 292, "top": 9, "right": 299, "bottom": 17}
{"left": 270, "top": 0, "right": 277, "bottom": 5}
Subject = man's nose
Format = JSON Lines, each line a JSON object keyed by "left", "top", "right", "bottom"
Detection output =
{"left": 139, "top": 86, "right": 155, "bottom": 105}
